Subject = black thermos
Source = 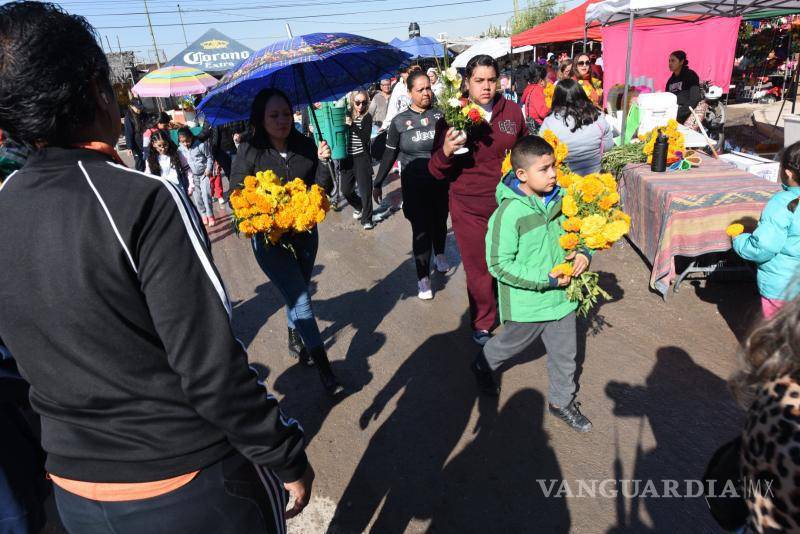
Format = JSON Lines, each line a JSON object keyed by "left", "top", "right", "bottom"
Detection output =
{"left": 651, "top": 129, "right": 669, "bottom": 172}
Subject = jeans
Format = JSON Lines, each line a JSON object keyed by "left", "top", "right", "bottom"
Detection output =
{"left": 54, "top": 453, "right": 285, "bottom": 534}
{"left": 191, "top": 174, "right": 214, "bottom": 217}
{"left": 482, "top": 313, "right": 578, "bottom": 407}
{"left": 251, "top": 229, "right": 324, "bottom": 350}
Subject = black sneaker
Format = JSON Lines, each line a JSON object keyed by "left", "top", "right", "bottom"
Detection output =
{"left": 288, "top": 327, "right": 303, "bottom": 358}
{"left": 548, "top": 401, "right": 592, "bottom": 432}
{"left": 471, "top": 358, "right": 499, "bottom": 397}
{"left": 472, "top": 330, "right": 492, "bottom": 346}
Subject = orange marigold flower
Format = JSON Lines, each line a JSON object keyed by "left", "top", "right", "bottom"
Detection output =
{"left": 726, "top": 223, "right": 744, "bottom": 237}
{"left": 243, "top": 176, "right": 258, "bottom": 190}
{"left": 550, "top": 262, "right": 573, "bottom": 277}
{"left": 559, "top": 233, "right": 580, "bottom": 250}
{"left": 562, "top": 217, "right": 582, "bottom": 232}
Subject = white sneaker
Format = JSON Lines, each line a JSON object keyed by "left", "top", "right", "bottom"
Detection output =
{"left": 352, "top": 210, "right": 362, "bottom": 219}
{"left": 218, "top": 197, "right": 225, "bottom": 205}
{"left": 417, "top": 277, "right": 433, "bottom": 300}
{"left": 433, "top": 254, "right": 451, "bottom": 273}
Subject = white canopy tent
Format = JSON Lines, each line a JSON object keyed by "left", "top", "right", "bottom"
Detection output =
{"left": 587, "top": 0, "right": 800, "bottom": 26}
{"left": 586, "top": 0, "right": 800, "bottom": 143}
{"left": 451, "top": 38, "right": 533, "bottom": 68}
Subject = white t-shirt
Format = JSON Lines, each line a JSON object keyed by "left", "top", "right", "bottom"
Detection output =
{"left": 480, "top": 102, "right": 494, "bottom": 123}
{"left": 382, "top": 81, "right": 410, "bottom": 131}
{"left": 145, "top": 153, "right": 187, "bottom": 187}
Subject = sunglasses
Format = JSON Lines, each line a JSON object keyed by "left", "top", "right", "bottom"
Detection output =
{"left": 152, "top": 143, "right": 166, "bottom": 149}
{"left": 354, "top": 100, "right": 367, "bottom": 106}
{"left": 577, "top": 60, "right": 591, "bottom": 66}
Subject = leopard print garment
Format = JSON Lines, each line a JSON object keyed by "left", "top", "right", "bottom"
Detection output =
{"left": 741, "top": 375, "right": 800, "bottom": 532}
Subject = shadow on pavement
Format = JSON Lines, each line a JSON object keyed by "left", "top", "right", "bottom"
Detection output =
{"left": 605, "top": 346, "right": 743, "bottom": 533}
{"left": 272, "top": 260, "right": 459, "bottom": 444}
{"left": 693, "top": 278, "right": 761, "bottom": 344}
{"left": 327, "top": 312, "right": 569, "bottom": 533}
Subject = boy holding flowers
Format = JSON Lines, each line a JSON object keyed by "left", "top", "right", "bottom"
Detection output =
{"left": 472, "top": 135, "right": 593, "bottom": 432}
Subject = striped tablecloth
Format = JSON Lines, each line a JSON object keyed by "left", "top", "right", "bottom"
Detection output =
{"left": 618, "top": 154, "right": 781, "bottom": 295}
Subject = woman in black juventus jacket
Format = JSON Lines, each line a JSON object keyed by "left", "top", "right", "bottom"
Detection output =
{"left": 374, "top": 70, "right": 451, "bottom": 300}
{"left": 0, "top": 3, "right": 313, "bottom": 533}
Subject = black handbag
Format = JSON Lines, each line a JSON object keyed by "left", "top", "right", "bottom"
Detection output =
{"left": 370, "top": 129, "right": 387, "bottom": 161}
{"left": 703, "top": 436, "right": 748, "bottom": 531}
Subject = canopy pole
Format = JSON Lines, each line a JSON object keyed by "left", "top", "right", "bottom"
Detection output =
{"left": 619, "top": 11, "right": 635, "bottom": 146}
{"left": 295, "top": 63, "right": 337, "bottom": 193}
{"left": 583, "top": 24, "right": 588, "bottom": 53}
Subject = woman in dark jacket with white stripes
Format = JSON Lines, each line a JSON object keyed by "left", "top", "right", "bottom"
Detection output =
{"left": 231, "top": 88, "right": 343, "bottom": 396}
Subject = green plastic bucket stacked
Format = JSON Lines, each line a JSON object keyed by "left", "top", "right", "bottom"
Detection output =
{"left": 310, "top": 101, "right": 349, "bottom": 160}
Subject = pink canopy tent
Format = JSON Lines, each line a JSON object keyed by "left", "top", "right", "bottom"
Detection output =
{"left": 600, "top": 16, "right": 740, "bottom": 98}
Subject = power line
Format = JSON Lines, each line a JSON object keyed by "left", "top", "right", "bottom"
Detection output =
{"left": 72, "top": 0, "right": 394, "bottom": 17}
{"left": 94, "top": 0, "right": 492, "bottom": 29}
{"left": 109, "top": 7, "right": 518, "bottom": 50}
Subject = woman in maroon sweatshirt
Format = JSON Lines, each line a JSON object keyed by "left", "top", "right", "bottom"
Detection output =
{"left": 428, "top": 55, "right": 526, "bottom": 345}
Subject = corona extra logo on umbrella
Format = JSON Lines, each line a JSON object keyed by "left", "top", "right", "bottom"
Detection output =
{"left": 201, "top": 39, "right": 229, "bottom": 50}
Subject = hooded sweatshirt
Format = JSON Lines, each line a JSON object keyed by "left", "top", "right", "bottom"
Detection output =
{"left": 429, "top": 95, "right": 526, "bottom": 200}
{"left": 733, "top": 184, "right": 800, "bottom": 300}
{"left": 485, "top": 173, "right": 578, "bottom": 323}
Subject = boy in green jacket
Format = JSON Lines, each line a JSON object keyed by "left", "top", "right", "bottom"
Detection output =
{"left": 472, "top": 136, "right": 592, "bottom": 432}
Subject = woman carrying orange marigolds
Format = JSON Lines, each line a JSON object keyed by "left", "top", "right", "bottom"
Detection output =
{"left": 471, "top": 135, "right": 593, "bottom": 433}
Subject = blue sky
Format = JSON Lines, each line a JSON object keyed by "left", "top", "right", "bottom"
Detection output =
{"left": 18, "top": 0, "right": 581, "bottom": 63}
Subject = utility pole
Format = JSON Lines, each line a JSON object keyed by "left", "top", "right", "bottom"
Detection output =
{"left": 177, "top": 4, "right": 189, "bottom": 48}
{"left": 143, "top": 0, "right": 161, "bottom": 68}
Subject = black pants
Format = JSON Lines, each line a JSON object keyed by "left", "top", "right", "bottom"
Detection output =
{"left": 402, "top": 178, "right": 449, "bottom": 279}
{"left": 132, "top": 149, "right": 146, "bottom": 172}
{"left": 54, "top": 453, "right": 285, "bottom": 534}
{"left": 340, "top": 153, "right": 374, "bottom": 224}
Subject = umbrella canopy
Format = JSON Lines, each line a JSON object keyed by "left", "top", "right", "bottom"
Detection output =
{"left": 132, "top": 66, "right": 218, "bottom": 98}
{"left": 197, "top": 32, "right": 411, "bottom": 126}
{"left": 451, "top": 38, "right": 512, "bottom": 68}
{"left": 390, "top": 36, "right": 450, "bottom": 59}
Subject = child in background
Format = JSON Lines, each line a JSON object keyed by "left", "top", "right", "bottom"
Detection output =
{"left": 471, "top": 135, "right": 593, "bottom": 432}
{"left": 732, "top": 141, "right": 800, "bottom": 319}
{"left": 178, "top": 127, "right": 216, "bottom": 227}
{"left": 144, "top": 129, "right": 188, "bottom": 193}
{"left": 142, "top": 112, "right": 171, "bottom": 162}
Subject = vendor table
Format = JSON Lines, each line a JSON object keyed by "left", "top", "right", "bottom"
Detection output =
{"left": 618, "top": 154, "right": 781, "bottom": 297}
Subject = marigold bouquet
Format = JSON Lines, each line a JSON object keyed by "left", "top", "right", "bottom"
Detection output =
{"left": 435, "top": 66, "right": 486, "bottom": 132}
{"left": 640, "top": 119, "right": 685, "bottom": 164}
{"left": 229, "top": 170, "right": 329, "bottom": 246}
{"left": 542, "top": 134, "right": 631, "bottom": 316}
{"left": 544, "top": 82, "right": 555, "bottom": 109}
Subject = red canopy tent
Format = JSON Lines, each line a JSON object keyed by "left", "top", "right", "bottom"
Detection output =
{"left": 512, "top": 0, "right": 603, "bottom": 48}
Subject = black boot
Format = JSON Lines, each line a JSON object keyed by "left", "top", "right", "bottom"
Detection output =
{"left": 288, "top": 327, "right": 303, "bottom": 357}
{"left": 471, "top": 351, "right": 499, "bottom": 396}
{"left": 308, "top": 346, "right": 344, "bottom": 396}
{"left": 548, "top": 400, "right": 592, "bottom": 433}
{"left": 288, "top": 328, "right": 313, "bottom": 366}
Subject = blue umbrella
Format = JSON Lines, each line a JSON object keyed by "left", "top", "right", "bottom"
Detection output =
{"left": 389, "top": 36, "right": 452, "bottom": 60}
{"left": 197, "top": 32, "right": 411, "bottom": 126}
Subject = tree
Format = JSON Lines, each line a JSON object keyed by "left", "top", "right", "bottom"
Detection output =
{"left": 510, "top": 0, "right": 564, "bottom": 35}
{"left": 482, "top": 23, "right": 510, "bottom": 38}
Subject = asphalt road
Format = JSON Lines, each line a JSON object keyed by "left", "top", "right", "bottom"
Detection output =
{"left": 199, "top": 167, "right": 753, "bottom": 534}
